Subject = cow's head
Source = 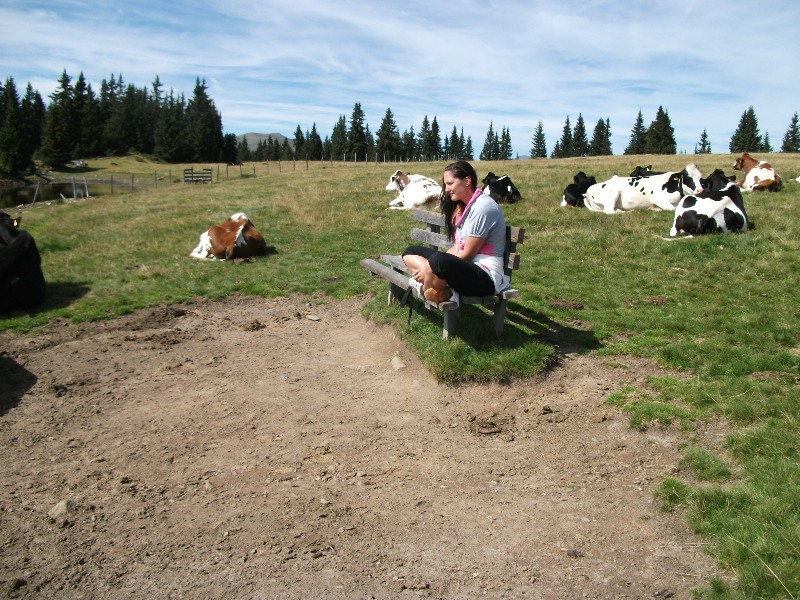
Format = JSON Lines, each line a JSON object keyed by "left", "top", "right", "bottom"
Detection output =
{"left": 663, "top": 169, "right": 703, "bottom": 196}
{"left": 629, "top": 165, "right": 653, "bottom": 178}
{"left": 733, "top": 153, "right": 753, "bottom": 171}
{"left": 700, "top": 169, "right": 737, "bottom": 193}
{"left": 386, "top": 170, "right": 410, "bottom": 192}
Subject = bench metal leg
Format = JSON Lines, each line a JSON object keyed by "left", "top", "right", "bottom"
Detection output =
{"left": 443, "top": 308, "right": 458, "bottom": 340}
{"left": 388, "top": 283, "right": 403, "bottom": 305}
{"left": 493, "top": 298, "right": 509, "bottom": 337}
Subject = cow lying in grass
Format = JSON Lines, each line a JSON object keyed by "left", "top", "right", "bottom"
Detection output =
{"left": 482, "top": 172, "right": 522, "bottom": 203}
{"left": 190, "top": 212, "right": 268, "bottom": 260}
{"left": 733, "top": 152, "right": 782, "bottom": 192}
{"left": 561, "top": 171, "right": 597, "bottom": 207}
{"left": 670, "top": 182, "right": 750, "bottom": 237}
{"left": 583, "top": 164, "right": 703, "bottom": 214}
{"left": 385, "top": 170, "right": 442, "bottom": 209}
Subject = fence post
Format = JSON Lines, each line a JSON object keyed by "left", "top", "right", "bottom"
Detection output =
{"left": 239, "top": 164, "right": 243, "bottom": 177}
{"left": 84, "top": 177, "right": 89, "bottom": 197}
{"left": 71, "top": 176, "right": 76, "bottom": 199}
{"left": 217, "top": 165, "right": 220, "bottom": 182}
{"left": 111, "top": 174, "right": 114, "bottom": 195}
{"left": 131, "top": 173, "right": 134, "bottom": 190}
{"left": 169, "top": 168, "right": 172, "bottom": 184}
{"left": 253, "top": 164, "right": 256, "bottom": 177}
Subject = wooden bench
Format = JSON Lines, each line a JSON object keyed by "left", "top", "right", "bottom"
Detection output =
{"left": 361, "top": 209, "right": 525, "bottom": 340}
{"left": 183, "top": 167, "right": 213, "bottom": 184}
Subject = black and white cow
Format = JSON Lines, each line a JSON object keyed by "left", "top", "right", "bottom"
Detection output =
{"left": 482, "top": 172, "right": 521, "bottom": 204}
{"left": 670, "top": 182, "right": 749, "bottom": 236}
{"left": 560, "top": 171, "right": 597, "bottom": 207}
{"left": 700, "top": 168, "right": 737, "bottom": 193}
{"left": 583, "top": 164, "right": 704, "bottom": 214}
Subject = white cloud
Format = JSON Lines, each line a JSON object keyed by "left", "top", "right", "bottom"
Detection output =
{"left": 1, "top": 0, "right": 798, "bottom": 155}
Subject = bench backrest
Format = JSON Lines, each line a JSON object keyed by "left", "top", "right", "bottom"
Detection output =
{"left": 410, "top": 209, "right": 525, "bottom": 278}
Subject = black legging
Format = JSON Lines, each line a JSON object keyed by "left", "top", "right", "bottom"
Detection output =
{"left": 402, "top": 245, "right": 495, "bottom": 297}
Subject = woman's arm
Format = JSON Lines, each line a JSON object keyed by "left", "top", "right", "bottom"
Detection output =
{"left": 457, "top": 236, "right": 486, "bottom": 260}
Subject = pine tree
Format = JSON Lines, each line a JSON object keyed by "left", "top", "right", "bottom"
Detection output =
{"left": 330, "top": 115, "right": 347, "bottom": 160}
{"left": 500, "top": 127, "right": 512, "bottom": 160}
{"left": 221, "top": 133, "right": 237, "bottom": 164}
{"left": 307, "top": 123, "right": 323, "bottom": 160}
{"left": 694, "top": 129, "right": 712, "bottom": 154}
{"left": 185, "top": 78, "right": 223, "bottom": 162}
{"left": 153, "top": 90, "right": 188, "bottom": 162}
{"left": 480, "top": 122, "right": 496, "bottom": 161}
{"left": 552, "top": 116, "right": 572, "bottom": 158}
{"left": 448, "top": 125, "right": 462, "bottom": 159}
{"left": 40, "top": 70, "right": 76, "bottom": 166}
{"left": 645, "top": 106, "right": 676, "bottom": 154}
{"left": 293, "top": 125, "right": 306, "bottom": 159}
{"left": 624, "top": 110, "right": 647, "bottom": 155}
{"left": 464, "top": 136, "right": 474, "bottom": 160}
{"left": 589, "top": 118, "right": 608, "bottom": 156}
{"left": 781, "top": 112, "right": 800, "bottom": 152}
{"left": 762, "top": 131, "right": 772, "bottom": 153}
{"left": 729, "top": 106, "right": 763, "bottom": 153}
{"left": 417, "top": 115, "right": 432, "bottom": 159}
{"left": 19, "top": 83, "right": 45, "bottom": 168}
{"left": 530, "top": 121, "right": 547, "bottom": 158}
{"left": 280, "top": 138, "right": 293, "bottom": 160}
{"left": 236, "top": 137, "right": 251, "bottom": 163}
{"left": 365, "top": 123, "right": 375, "bottom": 158}
{"left": 346, "top": 102, "right": 367, "bottom": 159}
{"left": 400, "top": 126, "right": 415, "bottom": 161}
{"left": 0, "top": 77, "right": 27, "bottom": 174}
{"left": 429, "top": 116, "right": 442, "bottom": 158}
{"left": 572, "top": 114, "right": 589, "bottom": 157}
{"left": 375, "top": 108, "right": 400, "bottom": 160}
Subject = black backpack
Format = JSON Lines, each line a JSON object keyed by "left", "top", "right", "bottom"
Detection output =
{"left": 0, "top": 210, "right": 45, "bottom": 312}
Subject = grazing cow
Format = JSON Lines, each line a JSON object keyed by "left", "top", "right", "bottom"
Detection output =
{"left": 583, "top": 164, "right": 704, "bottom": 214}
{"left": 385, "top": 170, "right": 442, "bottom": 209}
{"left": 561, "top": 171, "right": 597, "bottom": 207}
{"left": 628, "top": 165, "right": 666, "bottom": 178}
{"left": 0, "top": 211, "right": 46, "bottom": 312}
{"left": 482, "top": 172, "right": 522, "bottom": 204}
{"left": 732, "top": 152, "right": 783, "bottom": 192}
{"left": 700, "top": 168, "right": 737, "bottom": 193}
{"left": 670, "top": 182, "right": 749, "bottom": 236}
{"left": 190, "top": 212, "right": 267, "bottom": 260}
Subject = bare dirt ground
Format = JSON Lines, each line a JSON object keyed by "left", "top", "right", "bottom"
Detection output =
{"left": 0, "top": 294, "right": 724, "bottom": 599}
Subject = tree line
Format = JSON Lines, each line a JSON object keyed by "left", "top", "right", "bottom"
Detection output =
{"left": 2, "top": 70, "right": 799, "bottom": 177}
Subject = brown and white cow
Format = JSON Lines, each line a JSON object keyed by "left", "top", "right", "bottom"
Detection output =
{"left": 190, "top": 212, "right": 267, "bottom": 260}
{"left": 385, "top": 170, "right": 442, "bottom": 209}
{"left": 732, "top": 152, "right": 782, "bottom": 192}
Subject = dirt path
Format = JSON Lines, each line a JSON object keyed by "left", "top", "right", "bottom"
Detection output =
{"left": 0, "top": 295, "right": 722, "bottom": 598}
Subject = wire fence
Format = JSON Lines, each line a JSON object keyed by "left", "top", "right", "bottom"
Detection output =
{"left": 2, "top": 156, "right": 442, "bottom": 208}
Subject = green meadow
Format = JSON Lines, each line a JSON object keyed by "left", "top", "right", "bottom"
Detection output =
{"left": 3, "top": 153, "right": 800, "bottom": 598}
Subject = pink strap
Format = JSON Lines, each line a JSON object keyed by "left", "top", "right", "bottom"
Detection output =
{"left": 455, "top": 187, "right": 482, "bottom": 227}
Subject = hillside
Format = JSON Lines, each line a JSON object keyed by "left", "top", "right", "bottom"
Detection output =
{"left": 236, "top": 132, "right": 290, "bottom": 150}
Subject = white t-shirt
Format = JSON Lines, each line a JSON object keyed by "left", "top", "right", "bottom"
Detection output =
{"left": 454, "top": 191, "right": 510, "bottom": 292}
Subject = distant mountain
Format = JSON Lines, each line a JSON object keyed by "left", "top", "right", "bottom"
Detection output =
{"left": 236, "top": 132, "right": 290, "bottom": 149}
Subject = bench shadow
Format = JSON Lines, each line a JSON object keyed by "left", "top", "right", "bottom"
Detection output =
{"left": 504, "top": 302, "right": 602, "bottom": 356}
{"left": 0, "top": 354, "right": 36, "bottom": 416}
{"left": 418, "top": 300, "right": 602, "bottom": 360}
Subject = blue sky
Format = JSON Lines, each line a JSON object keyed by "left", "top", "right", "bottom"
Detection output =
{"left": 1, "top": 0, "right": 798, "bottom": 157}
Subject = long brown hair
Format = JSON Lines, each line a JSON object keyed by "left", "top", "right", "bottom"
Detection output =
{"left": 441, "top": 161, "right": 478, "bottom": 240}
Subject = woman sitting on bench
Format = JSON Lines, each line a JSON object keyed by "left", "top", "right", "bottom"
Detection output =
{"left": 402, "top": 160, "right": 510, "bottom": 303}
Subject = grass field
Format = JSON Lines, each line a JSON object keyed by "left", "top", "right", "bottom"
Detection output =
{"left": 4, "top": 152, "right": 800, "bottom": 598}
